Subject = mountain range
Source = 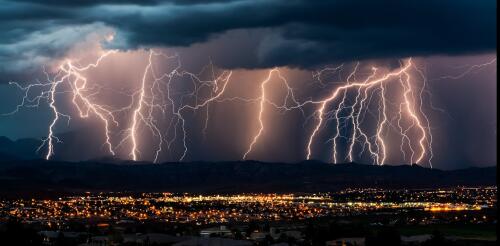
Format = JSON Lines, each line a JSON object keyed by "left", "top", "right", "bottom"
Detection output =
{"left": 0, "top": 159, "right": 495, "bottom": 198}
{"left": 0, "top": 135, "right": 496, "bottom": 197}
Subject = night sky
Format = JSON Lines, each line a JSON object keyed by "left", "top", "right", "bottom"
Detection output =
{"left": 0, "top": 0, "right": 496, "bottom": 169}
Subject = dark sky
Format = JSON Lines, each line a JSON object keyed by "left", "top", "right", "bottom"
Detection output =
{"left": 0, "top": 0, "right": 496, "bottom": 169}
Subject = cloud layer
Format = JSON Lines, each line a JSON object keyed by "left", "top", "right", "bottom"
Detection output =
{"left": 0, "top": 0, "right": 496, "bottom": 75}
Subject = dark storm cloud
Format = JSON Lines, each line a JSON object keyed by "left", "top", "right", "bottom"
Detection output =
{"left": 0, "top": 0, "right": 496, "bottom": 75}
{"left": 6, "top": 0, "right": 236, "bottom": 6}
{"left": 5, "top": 0, "right": 157, "bottom": 6}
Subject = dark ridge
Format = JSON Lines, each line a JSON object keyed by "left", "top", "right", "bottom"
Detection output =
{"left": 0, "top": 136, "right": 42, "bottom": 160}
{"left": 0, "top": 159, "right": 495, "bottom": 198}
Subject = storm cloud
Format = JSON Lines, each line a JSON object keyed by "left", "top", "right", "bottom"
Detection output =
{"left": 0, "top": 0, "right": 496, "bottom": 74}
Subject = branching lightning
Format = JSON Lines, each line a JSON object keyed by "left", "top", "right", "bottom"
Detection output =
{"left": 242, "top": 68, "right": 302, "bottom": 160}
{"left": 3, "top": 51, "right": 119, "bottom": 159}
{"left": 300, "top": 59, "right": 435, "bottom": 166}
{"left": 6, "top": 50, "right": 494, "bottom": 167}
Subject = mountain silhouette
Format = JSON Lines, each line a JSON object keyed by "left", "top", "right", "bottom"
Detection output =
{"left": 0, "top": 129, "right": 114, "bottom": 162}
{"left": 0, "top": 159, "right": 495, "bottom": 198}
{"left": 0, "top": 136, "right": 42, "bottom": 160}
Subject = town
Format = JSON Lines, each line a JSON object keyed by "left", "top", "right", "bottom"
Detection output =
{"left": 0, "top": 187, "right": 496, "bottom": 245}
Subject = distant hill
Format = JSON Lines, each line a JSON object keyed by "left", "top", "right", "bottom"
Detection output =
{"left": 0, "top": 160, "right": 495, "bottom": 198}
{"left": 0, "top": 130, "right": 115, "bottom": 162}
{"left": 0, "top": 136, "right": 42, "bottom": 160}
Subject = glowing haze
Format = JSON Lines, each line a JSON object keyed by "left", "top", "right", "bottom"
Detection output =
{"left": 0, "top": 0, "right": 496, "bottom": 169}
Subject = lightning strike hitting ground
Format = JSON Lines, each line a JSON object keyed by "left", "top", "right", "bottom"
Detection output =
{"left": 3, "top": 51, "right": 119, "bottom": 159}
{"left": 9, "top": 51, "right": 495, "bottom": 167}
{"left": 128, "top": 50, "right": 154, "bottom": 161}
{"left": 304, "top": 59, "right": 434, "bottom": 166}
{"left": 242, "top": 68, "right": 302, "bottom": 160}
{"left": 61, "top": 51, "right": 118, "bottom": 157}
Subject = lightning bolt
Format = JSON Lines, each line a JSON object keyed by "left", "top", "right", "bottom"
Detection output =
{"left": 242, "top": 68, "right": 302, "bottom": 160}
{"left": 330, "top": 62, "right": 358, "bottom": 164}
{"left": 3, "top": 51, "right": 120, "bottom": 159}
{"left": 305, "top": 59, "right": 432, "bottom": 165}
{"left": 43, "top": 74, "right": 69, "bottom": 159}
{"left": 234, "top": 58, "right": 435, "bottom": 166}
{"left": 176, "top": 69, "right": 233, "bottom": 161}
{"left": 128, "top": 50, "right": 154, "bottom": 161}
{"left": 375, "top": 82, "right": 388, "bottom": 165}
{"left": 347, "top": 66, "right": 379, "bottom": 163}
{"left": 62, "top": 51, "right": 119, "bottom": 156}
{"left": 10, "top": 50, "right": 483, "bottom": 167}
{"left": 434, "top": 58, "right": 497, "bottom": 80}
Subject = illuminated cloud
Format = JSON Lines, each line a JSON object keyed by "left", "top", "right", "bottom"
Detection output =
{"left": 0, "top": 0, "right": 496, "bottom": 79}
